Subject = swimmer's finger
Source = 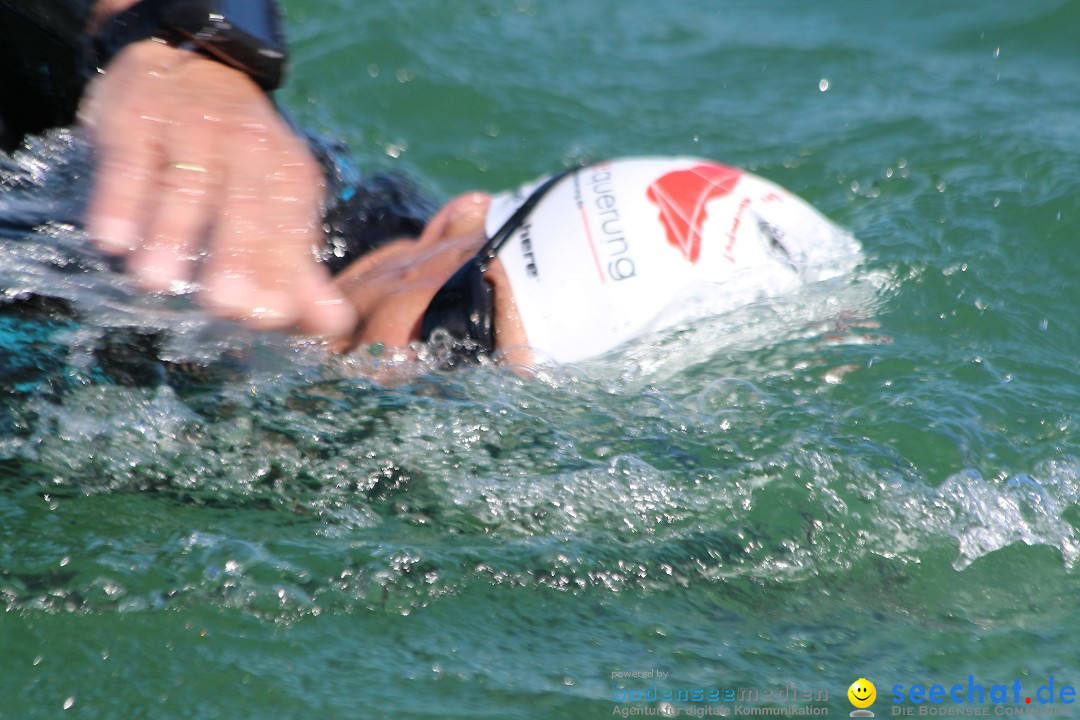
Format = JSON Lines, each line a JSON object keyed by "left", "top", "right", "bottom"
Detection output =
{"left": 265, "top": 133, "right": 354, "bottom": 337}
{"left": 201, "top": 118, "right": 306, "bottom": 328}
{"left": 293, "top": 264, "right": 358, "bottom": 338}
{"left": 83, "top": 45, "right": 177, "bottom": 255}
{"left": 131, "top": 122, "right": 223, "bottom": 291}
{"left": 85, "top": 109, "right": 163, "bottom": 256}
{"left": 203, "top": 114, "right": 353, "bottom": 337}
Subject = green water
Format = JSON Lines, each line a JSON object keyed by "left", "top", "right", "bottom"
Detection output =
{"left": 3, "top": 0, "right": 1080, "bottom": 718}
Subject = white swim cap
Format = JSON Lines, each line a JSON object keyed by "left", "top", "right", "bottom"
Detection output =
{"left": 486, "top": 157, "right": 862, "bottom": 363}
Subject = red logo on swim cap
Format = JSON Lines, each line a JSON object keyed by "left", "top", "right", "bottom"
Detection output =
{"left": 646, "top": 163, "right": 742, "bottom": 264}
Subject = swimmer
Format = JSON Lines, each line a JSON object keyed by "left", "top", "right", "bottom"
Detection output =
{"left": 0, "top": 4, "right": 860, "bottom": 368}
{"left": 331, "top": 157, "right": 862, "bottom": 367}
{"left": 0, "top": 2, "right": 860, "bottom": 369}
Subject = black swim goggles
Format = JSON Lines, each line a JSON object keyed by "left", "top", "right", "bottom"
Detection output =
{"left": 420, "top": 165, "right": 578, "bottom": 366}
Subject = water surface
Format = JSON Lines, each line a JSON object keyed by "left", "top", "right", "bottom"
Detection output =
{"left": 3, "top": 1, "right": 1080, "bottom": 717}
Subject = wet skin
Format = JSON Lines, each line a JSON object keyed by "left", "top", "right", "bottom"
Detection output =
{"left": 331, "top": 192, "right": 534, "bottom": 365}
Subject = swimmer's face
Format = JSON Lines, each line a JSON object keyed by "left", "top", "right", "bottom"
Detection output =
{"left": 332, "top": 193, "right": 532, "bottom": 363}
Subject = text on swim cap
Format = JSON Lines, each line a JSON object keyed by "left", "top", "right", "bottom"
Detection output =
{"left": 578, "top": 165, "right": 637, "bottom": 283}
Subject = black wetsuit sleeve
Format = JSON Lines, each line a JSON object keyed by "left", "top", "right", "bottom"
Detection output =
{"left": 0, "top": 0, "right": 96, "bottom": 151}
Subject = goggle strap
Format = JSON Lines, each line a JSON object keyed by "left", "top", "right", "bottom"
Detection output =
{"left": 477, "top": 165, "right": 580, "bottom": 265}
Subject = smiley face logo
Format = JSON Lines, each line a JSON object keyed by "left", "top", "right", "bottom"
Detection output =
{"left": 848, "top": 678, "right": 876, "bottom": 709}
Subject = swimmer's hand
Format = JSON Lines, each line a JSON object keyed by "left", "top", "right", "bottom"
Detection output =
{"left": 79, "top": 40, "right": 356, "bottom": 338}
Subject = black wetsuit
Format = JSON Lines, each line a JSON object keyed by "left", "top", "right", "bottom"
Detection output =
{"left": 0, "top": 1, "right": 95, "bottom": 152}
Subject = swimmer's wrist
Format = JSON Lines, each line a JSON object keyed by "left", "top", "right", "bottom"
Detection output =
{"left": 92, "top": 0, "right": 288, "bottom": 91}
